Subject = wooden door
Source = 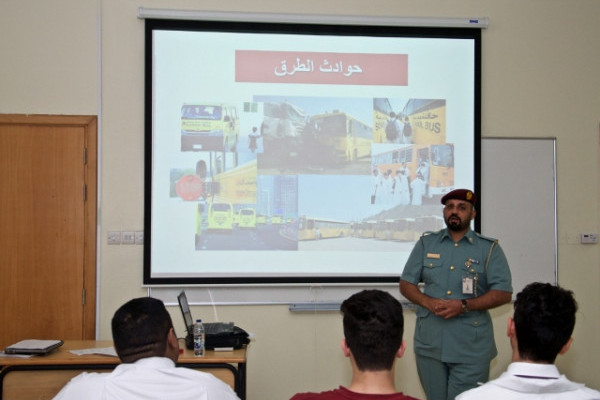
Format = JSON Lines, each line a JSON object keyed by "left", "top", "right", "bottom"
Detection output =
{"left": 0, "top": 115, "right": 97, "bottom": 349}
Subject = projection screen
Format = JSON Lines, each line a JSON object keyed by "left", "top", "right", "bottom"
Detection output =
{"left": 143, "top": 18, "right": 481, "bottom": 286}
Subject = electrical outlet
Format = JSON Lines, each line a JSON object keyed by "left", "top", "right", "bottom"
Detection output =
{"left": 108, "top": 231, "right": 121, "bottom": 245}
{"left": 135, "top": 231, "right": 144, "bottom": 245}
{"left": 122, "top": 231, "right": 135, "bottom": 245}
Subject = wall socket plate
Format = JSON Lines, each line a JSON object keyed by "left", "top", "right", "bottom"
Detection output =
{"left": 107, "top": 231, "right": 121, "bottom": 245}
{"left": 108, "top": 230, "right": 144, "bottom": 245}
{"left": 122, "top": 231, "right": 135, "bottom": 245}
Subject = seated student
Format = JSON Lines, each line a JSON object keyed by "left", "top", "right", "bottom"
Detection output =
{"left": 457, "top": 282, "right": 600, "bottom": 399}
{"left": 290, "top": 289, "right": 420, "bottom": 400}
{"left": 53, "top": 297, "right": 240, "bottom": 400}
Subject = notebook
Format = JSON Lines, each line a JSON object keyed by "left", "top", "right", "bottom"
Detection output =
{"left": 4, "top": 339, "right": 63, "bottom": 355}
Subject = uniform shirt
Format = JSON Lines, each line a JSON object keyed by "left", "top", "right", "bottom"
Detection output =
{"left": 456, "top": 362, "right": 600, "bottom": 399}
{"left": 52, "top": 356, "right": 240, "bottom": 400}
{"left": 290, "top": 386, "right": 420, "bottom": 400}
{"left": 401, "top": 228, "right": 512, "bottom": 363}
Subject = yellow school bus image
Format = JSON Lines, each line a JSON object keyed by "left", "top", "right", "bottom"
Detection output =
{"left": 308, "top": 111, "right": 372, "bottom": 163}
{"left": 298, "top": 216, "right": 351, "bottom": 240}
{"left": 211, "top": 160, "right": 257, "bottom": 205}
{"left": 359, "top": 220, "right": 376, "bottom": 239}
{"left": 181, "top": 103, "right": 239, "bottom": 152}
{"left": 374, "top": 98, "right": 446, "bottom": 145}
{"left": 402, "top": 99, "right": 446, "bottom": 144}
{"left": 207, "top": 202, "right": 234, "bottom": 232}
{"left": 373, "top": 98, "right": 393, "bottom": 143}
{"left": 370, "top": 218, "right": 418, "bottom": 242}
{"left": 270, "top": 214, "right": 283, "bottom": 225}
{"left": 256, "top": 214, "right": 267, "bottom": 225}
{"left": 372, "top": 143, "right": 454, "bottom": 197}
{"left": 350, "top": 222, "right": 361, "bottom": 237}
{"left": 374, "top": 219, "right": 394, "bottom": 240}
{"left": 415, "top": 215, "right": 444, "bottom": 236}
{"left": 393, "top": 218, "right": 417, "bottom": 241}
{"left": 238, "top": 208, "right": 256, "bottom": 229}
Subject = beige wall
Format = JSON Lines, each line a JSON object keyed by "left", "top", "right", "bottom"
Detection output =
{"left": 2, "top": 0, "right": 599, "bottom": 399}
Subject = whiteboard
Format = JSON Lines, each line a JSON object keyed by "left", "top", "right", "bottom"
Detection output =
{"left": 152, "top": 137, "right": 558, "bottom": 305}
{"left": 480, "top": 137, "right": 557, "bottom": 297}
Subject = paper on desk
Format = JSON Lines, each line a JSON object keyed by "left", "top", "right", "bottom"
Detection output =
{"left": 0, "top": 351, "right": 33, "bottom": 358}
{"left": 70, "top": 347, "right": 118, "bottom": 357}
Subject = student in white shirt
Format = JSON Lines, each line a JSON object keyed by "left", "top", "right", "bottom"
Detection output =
{"left": 457, "top": 282, "right": 600, "bottom": 400}
{"left": 53, "top": 297, "right": 240, "bottom": 400}
{"left": 410, "top": 173, "right": 426, "bottom": 206}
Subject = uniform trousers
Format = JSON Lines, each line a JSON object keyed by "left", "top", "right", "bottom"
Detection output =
{"left": 416, "top": 354, "right": 490, "bottom": 400}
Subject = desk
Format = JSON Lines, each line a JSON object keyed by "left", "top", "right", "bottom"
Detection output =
{"left": 0, "top": 340, "right": 247, "bottom": 400}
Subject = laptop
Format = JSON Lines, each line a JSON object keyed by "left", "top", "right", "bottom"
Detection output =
{"left": 177, "top": 290, "right": 235, "bottom": 349}
{"left": 4, "top": 339, "right": 63, "bottom": 355}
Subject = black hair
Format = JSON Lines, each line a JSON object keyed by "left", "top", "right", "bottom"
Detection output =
{"left": 341, "top": 289, "right": 404, "bottom": 371}
{"left": 513, "top": 282, "right": 577, "bottom": 363}
{"left": 111, "top": 297, "right": 173, "bottom": 363}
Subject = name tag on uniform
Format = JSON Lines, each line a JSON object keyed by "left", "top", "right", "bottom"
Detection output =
{"left": 462, "top": 277, "right": 474, "bottom": 294}
{"left": 427, "top": 253, "right": 440, "bottom": 259}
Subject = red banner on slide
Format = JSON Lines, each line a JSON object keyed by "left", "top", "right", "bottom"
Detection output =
{"left": 235, "top": 50, "right": 408, "bottom": 86}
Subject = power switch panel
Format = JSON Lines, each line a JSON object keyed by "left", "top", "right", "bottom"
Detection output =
{"left": 122, "top": 231, "right": 135, "bottom": 245}
{"left": 108, "top": 231, "right": 121, "bottom": 245}
{"left": 580, "top": 233, "right": 598, "bottom": 244}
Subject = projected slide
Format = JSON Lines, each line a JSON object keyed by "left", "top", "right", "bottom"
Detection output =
{"left": 146, "top": 21, "right": 478, "bottom": 284}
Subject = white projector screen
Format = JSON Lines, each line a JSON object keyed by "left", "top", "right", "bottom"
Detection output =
{"left": 143, "top": 18, "right": 481, "bottom": 286}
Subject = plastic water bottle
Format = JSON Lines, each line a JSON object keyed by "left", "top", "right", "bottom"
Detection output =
{"left": 193, "top": 319, "right": 205, "bottom": 357}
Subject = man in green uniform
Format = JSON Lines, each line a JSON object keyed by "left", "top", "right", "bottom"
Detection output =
{"left": 400, "top": 189, "right": 512, "bottom": 400}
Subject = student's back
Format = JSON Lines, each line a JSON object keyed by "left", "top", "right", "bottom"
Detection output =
{"left": 457, "top": 363, "right": 600, "bottom": 400}
{"left": 53, "top": 357, "right": 238, "bottom": 400}
{"left": 289, "top": 290, "right": 421, "bottom": 400}
{"left": 457, "top": 283, "right": 600, "bottom": 400}
{"left": 291, "top": 386, "right": 419, "bottom": 400}
{"left": 52, "top": 297, "right": 239, "bottom": 400}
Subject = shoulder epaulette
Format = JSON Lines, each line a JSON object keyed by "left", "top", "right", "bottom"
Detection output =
{"left": 475, "top": 232, "right": 498, "bottom": 243}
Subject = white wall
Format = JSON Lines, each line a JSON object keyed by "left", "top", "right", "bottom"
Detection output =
{"left": 1, "top": 1, "right": 599, "bottom": 399}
